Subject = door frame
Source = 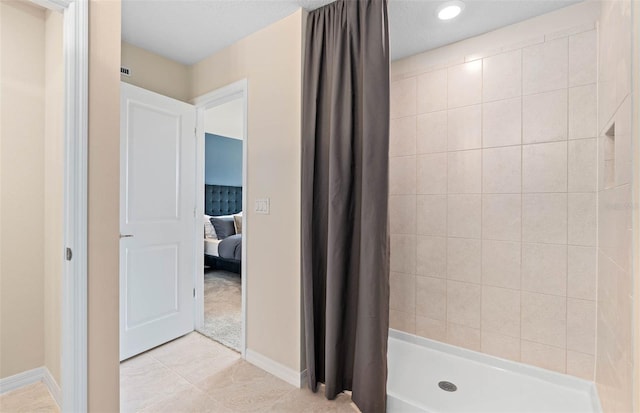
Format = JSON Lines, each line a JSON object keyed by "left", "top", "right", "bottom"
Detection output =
{"left": 192, "top": 79, "right": 248, "bottom": 358}
{"left": 27, "top": 0, "right": 89, "bottom": 411}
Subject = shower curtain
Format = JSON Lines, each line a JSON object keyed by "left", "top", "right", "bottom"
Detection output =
{"left": 301, "top": 0, "right": 390, "bottom": 412}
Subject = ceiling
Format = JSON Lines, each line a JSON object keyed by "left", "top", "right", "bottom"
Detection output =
{"left": 122, "top": 0, "right": 582, "bottom": 65}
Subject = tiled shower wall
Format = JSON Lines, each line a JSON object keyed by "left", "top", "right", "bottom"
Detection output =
{"left": 595, "top": 0, "right": 634, "bottom": 411}
{"left": 388, "top": 25, "right": 599, "bottom": 379}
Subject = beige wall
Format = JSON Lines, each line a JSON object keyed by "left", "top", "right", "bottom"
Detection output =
{"left": 0, "top": 0, "right": 46, "bottom": 380}
{"left": 44, "top": 8, "right": 64, "bottom": 386}
{"left": 190, "top": 9, "right": 304, "bottom": 372}
{"left": 595, "top": 1, "right": 635, "bottom": 411}
{"left": 388, "top": 1, "right": 600, "bottom": 379}
{"left": 0, "top": 0, "right": 64, "bottom": 387}
{"left": 121, "top": 41, "right": 190, "bottom": 102}
{"left": 88, "top": 0, "right": 121, "bottom": 410}
{"left": 633, "top": 1, "right": 640, "bottom": 411}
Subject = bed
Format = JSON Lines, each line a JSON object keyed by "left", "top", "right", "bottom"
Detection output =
{"left": 204, "top": 184, "right": 242, "bottom": 274}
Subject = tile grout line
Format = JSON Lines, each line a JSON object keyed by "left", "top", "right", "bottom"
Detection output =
{"left": 565, "top": 34, "right": 571, "bottom": 375}
{"left": 479, "top": 57, "right": 485, "bottom": 352}
{"left": 444, "top": 67, "right": 449, "bottom": 343}
{"left": 520, "top": 40, "right": 525, "bottom": 364}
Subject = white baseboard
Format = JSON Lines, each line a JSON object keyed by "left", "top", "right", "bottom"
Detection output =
{"left": 42, "top": 368, "right": 62, "bottom": 407}
{"left": 245, "top": 349, "right": 307, "bottom": 388}
{"left": 0, "top": 367, "right": 44, "bottom": 395}
{"left": 0, "top": 366, "right": 61, "bottom": 409}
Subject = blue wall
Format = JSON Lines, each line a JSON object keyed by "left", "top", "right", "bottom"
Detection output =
{"left": 205, "top": 133, "right": 242, "bottom": 186}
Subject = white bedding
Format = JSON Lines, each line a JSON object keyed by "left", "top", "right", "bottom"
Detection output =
{"left": 204, "top": 238, "right": 221, "bottom": 257}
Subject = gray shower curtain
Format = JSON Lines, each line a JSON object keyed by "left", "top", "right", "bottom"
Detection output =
{"left": 301, "top": 0, "right": 390, "bottom": 412}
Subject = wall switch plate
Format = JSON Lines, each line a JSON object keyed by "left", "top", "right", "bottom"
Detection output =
{"left": 255, "top": 198, "right": 270, "bottom": 214}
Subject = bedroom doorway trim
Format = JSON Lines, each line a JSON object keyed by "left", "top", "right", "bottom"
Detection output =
{"left": 26, "top": 0, "right": 89, "bottom": 411}
{"left": 192, "top": 79, "right": 248, "bottom": 358}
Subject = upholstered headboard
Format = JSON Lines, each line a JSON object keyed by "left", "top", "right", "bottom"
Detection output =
{"left": 205, "top": 184, "right": 242, "bottom": 216}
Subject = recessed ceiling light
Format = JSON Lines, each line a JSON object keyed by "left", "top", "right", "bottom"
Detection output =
{"left": 437, "top": 1, "right": 465, "bottom": 21}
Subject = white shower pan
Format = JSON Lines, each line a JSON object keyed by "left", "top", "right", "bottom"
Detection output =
{"left": 387, "top": 329, "right": 602, "bottom": 413}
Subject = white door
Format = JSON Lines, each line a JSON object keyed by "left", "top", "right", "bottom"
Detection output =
{"left": 120, "top": 82, "right": 196, "bottom": 360}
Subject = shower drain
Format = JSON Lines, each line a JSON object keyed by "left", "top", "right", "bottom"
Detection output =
{"left": 438, "top": 381, "right": 458, "bottom": 392}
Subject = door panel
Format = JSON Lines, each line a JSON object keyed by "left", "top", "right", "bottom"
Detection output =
{"left": 124, "top": 244, "right": 179, "bottom": 328}
{"left": 126, "top": 102, "right": 180, "bottom": 223}
{"left": 120, "top": 82, "right": 196, "bottom": 360}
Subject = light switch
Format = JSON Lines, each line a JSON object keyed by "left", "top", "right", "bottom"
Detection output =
{"left": 255, "top": 198, "right": 270, "bottom": 214}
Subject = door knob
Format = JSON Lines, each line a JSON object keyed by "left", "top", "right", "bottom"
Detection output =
{"left": 120, "top": 234, "right": 134, "bottom": 238}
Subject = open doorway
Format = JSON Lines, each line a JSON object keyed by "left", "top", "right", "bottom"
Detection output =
{"left": 195, "top": 81, "right": 248, "bottom": 355}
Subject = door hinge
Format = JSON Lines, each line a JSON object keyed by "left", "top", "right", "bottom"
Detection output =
{"left": 193, "top": 207, "right": 196, "bottom": 218}
{"left": 194, "top": 128, "right": 197, "bottom": 138}
{"left": 193, "top": 288, "right": 196, "bottom": 298}
{"left": 65, "top": 247, "right": 73, "bottom": 261}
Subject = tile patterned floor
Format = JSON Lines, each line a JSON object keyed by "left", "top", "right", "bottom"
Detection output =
{"left": 121, "top": 332, "right": 359, "bottom": 413}
{"left": 0, "top": 332, "right": 358, "bottom": 413}
{"left": 0, "top": 382, "right": 59, "bottom": 413}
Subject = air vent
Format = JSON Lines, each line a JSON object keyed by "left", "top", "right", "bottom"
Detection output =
{"left": 120, "top": 66, "right": 131, "bottom": 77}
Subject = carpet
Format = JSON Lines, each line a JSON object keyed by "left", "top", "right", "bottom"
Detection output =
{"left": 200, "top": 269, "right": 241, "bottom": 352}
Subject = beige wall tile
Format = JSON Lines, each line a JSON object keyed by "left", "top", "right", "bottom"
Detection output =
{"left": 416, "top": 236, "right": 447, "bottom": 277}
{"left": 389, "top": 195, "right": 416, "bottom": 235}
{"left": 390, "top": 155, "right": 416, "bottom": 195}
{"left": 568, "top": 138, "right": 597, "bottom": 192}
{"left": 482, "top": 194, "right": 521, "bottom": 242}
{"left": 598, "top": 186, "right": 632, "bottom": 270}
{"left": 390, "top": 272, "right": 416, "bottom": 314}
{"left": 417, "top": 111, "right": 447, "bottom": 154}
{"left": 481, "top": 331, "right": 521, "bottom": 362}
{"left": 390, "top": 116, "right": 417, "bottom": 157}
{"left": 568, "top": 84, "right": 597, "bottom": 140}
{"left": 521, "top": 340, "right": 566, "bottom": 373}
{"left": 523, "top": 141, "right": 567, "bottom": 193}
{"left": 521, "top": 291, "right": 567, "bottom": 348}
{"left": 482, "top": 286, "right": 521, "bottom": 337}
{"left": 417, "top": 153, "right": 447, "bottom": 194}
{"left": 448, "top": 60, "right": 482, "bottom": 108}
{"left": 447, "top": 150, "right": 481, "bottom": 193}
{"left": 416, "top": 276, "right": 446, "bottom": 320}
{"left": 448, "top": 105, "right": 482, "bottom": 151}
{"left": 566, "top": 350, "right": 594, "bottom": 380}
{"left": 523, "top": 90, "right": 568, "bottom": 144}
{"left": 483, "top": 146, "right": 522, "bottom": 194}
{"left": 447, "top": 194, "right": 481, "bottom": 238}
{"left": 447, "top": 238, "right": 481, "bottom": 283}
{"left": 568, "top": 30, "right": 597, "bottom": 87}
{"left": 417, "top": 69, "right": 447, "bottom": 114}
{"left": 390, "top": 234, "right": 416, "bottom": 275}
{"left": 482, "top": 49, "right": 522, "bottom": 102}
{"left": 568, "top": 193, "right": 597, "bottom": 246}
{"left": 523, "top": 37, "right": 568, "bottom": 95}
{"left": 391, "top": 77, "right": 416, "bottom": 118}
{"left": 597, "top": 188, "right": 623, "bottom": 263}
{"left": 416, "top": 316, "right": 446, "bottom": 342}
{"left": 482, "top": 98, "right": 522, "bottom": 148}
{"left": 447, "top": 281, "right": 481, "bottom": 328}
{"left": 567, "top": 246, "right": 596, "bottom": 300}
{"left": 388, "top": 10, "right": 601, "bottom": 383}
{"left": 567, "top": 298, "right": 596, "bottom": 355}
{"left": 417, "top": 195, "right": 447, "bottom": 236}
{"left": 614, "top": 95, "right": 632, "bottom": 186}
{"left": 482, "top": 240, "right": 521, "bottom": 290}
{"left": 522, "top": 193, "right": 567, "bottom": 244}
{"left": 446, "top": 322, "right": 481, "bottom": 351}
{"left": 522, "top": 243, "right": 567, "bottom": 296}
{"left": 390, "top": 310, "right": 415, "bottom": 333}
